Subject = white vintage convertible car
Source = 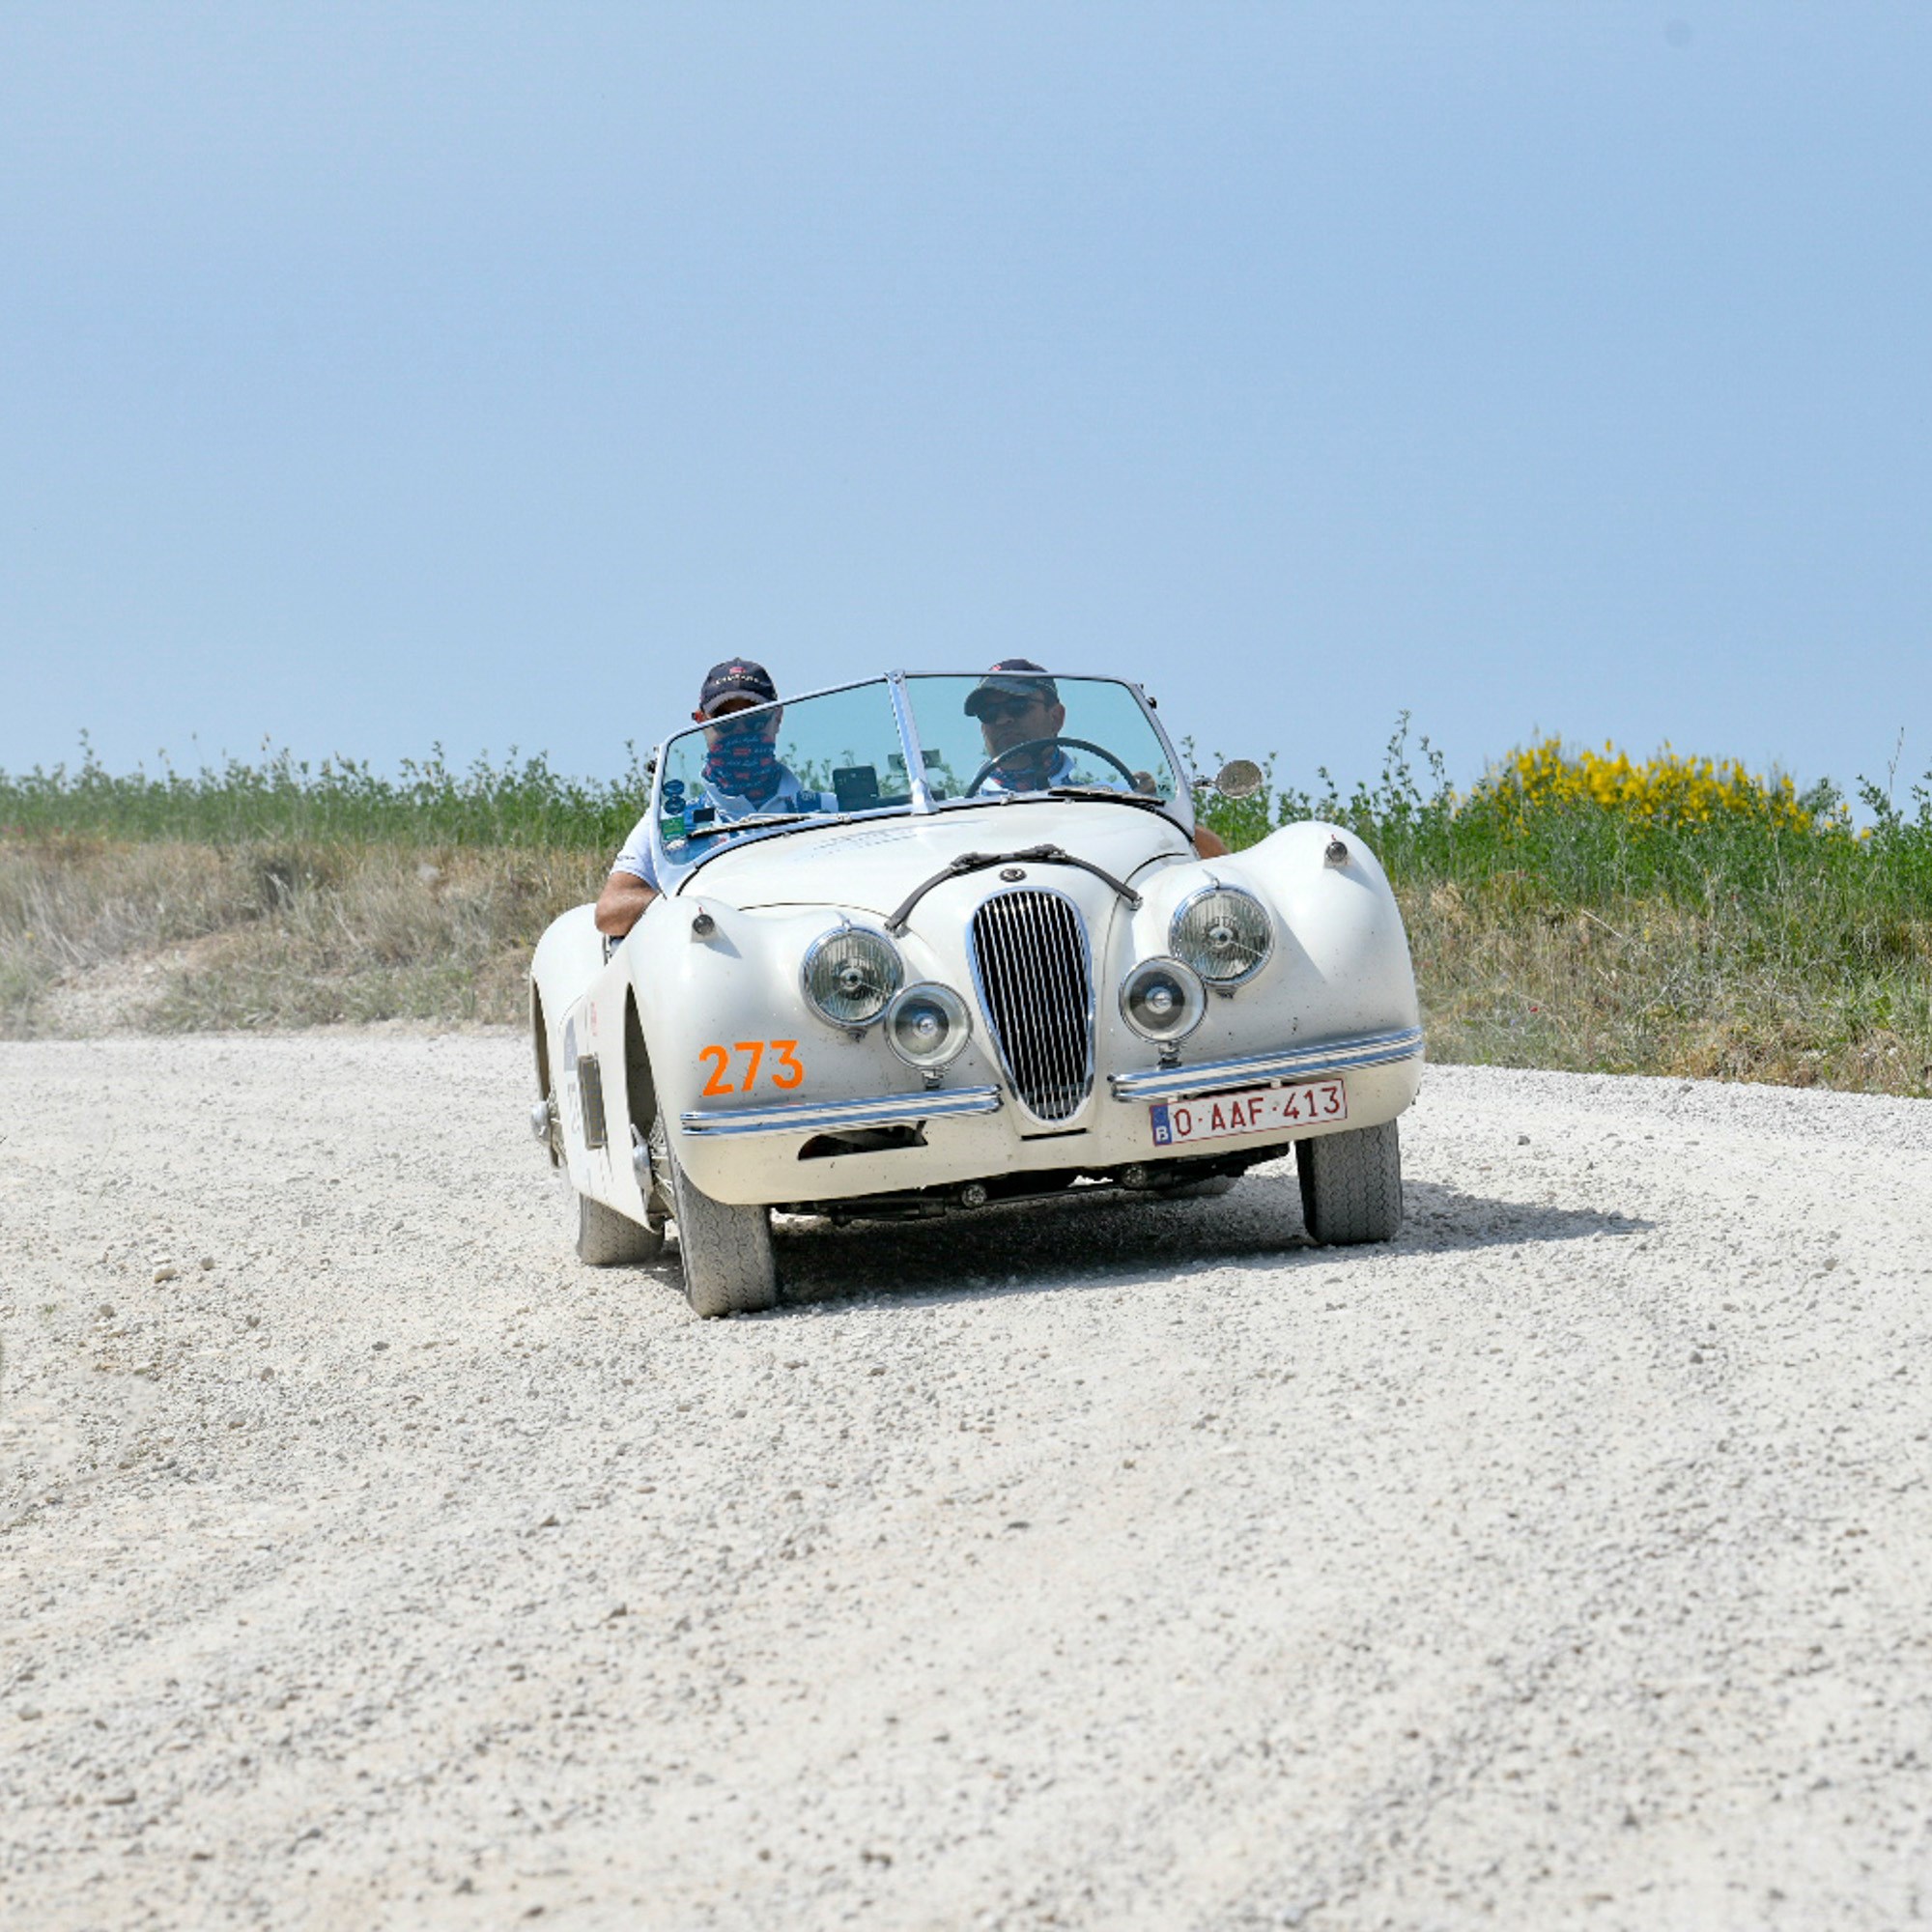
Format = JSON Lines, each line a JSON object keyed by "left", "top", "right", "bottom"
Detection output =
{"left": 528, "top": 670, "right": 1423, "bottom": 1316}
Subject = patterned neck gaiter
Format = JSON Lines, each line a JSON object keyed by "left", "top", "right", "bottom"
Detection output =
{"left": 701, "top": 719, "right": 784, "bottom": 807}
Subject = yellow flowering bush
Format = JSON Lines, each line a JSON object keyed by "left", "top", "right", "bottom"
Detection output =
{"left": 1474, "top": 738, "right": 1823, "bottom": 833}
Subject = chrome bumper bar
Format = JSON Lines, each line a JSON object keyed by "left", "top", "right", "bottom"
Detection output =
{"left": 1108, "top": 1026, "right": 1425, "bottom": 1105}
{"left": 680, "top": 1085, "right": 1004, "bottom": 1139}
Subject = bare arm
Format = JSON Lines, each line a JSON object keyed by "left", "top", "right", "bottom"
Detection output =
{"left": 1193, "top": 823, "right": 1230, "bottom": 860}
{"left": 594, "top": 871, "right": 659, "bottom": 937}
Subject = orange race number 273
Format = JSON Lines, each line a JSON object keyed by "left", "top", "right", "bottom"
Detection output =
{"left": 698, "top": 1040, "right": 805, "bottom": 1096}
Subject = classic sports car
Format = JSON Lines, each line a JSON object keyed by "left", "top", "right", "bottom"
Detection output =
{"left": 528, "top": 670, "right": 1423, "bottom": 1316}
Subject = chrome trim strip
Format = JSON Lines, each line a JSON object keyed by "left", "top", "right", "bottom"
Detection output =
{"left": 1129, "top": 678, "right": 1202, "bottom": 841}
{"left": 886, "top": 669, "right": 935, "bottom": 815}
{"left": 680, "top": 1086, "right": 1003, "bottom": 1137}
{"left": 1109, "top": 1027, "right": 1425, "bottom": 1103}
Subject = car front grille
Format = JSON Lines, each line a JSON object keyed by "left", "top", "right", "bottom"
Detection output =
{"left": 970, "top": 889, "right": 1094, "bottom": 1122}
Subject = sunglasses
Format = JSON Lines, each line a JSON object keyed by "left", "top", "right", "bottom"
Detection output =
{"left": 979, "top": 695, "right": 1047, "bottom": 724}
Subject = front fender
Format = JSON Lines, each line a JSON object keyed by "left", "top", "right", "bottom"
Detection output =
{"left": 530, "top": 903, "right": 605, "bottom": 1047}
{"left": 1122, "top": 820, "right": 1421, "bottom": 1048}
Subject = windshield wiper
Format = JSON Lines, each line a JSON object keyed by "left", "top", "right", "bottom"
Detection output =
{"left": 687, "top": 810, "right": 814, "bottom": 839}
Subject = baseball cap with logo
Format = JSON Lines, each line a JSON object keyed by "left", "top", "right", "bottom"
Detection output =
{"left": 696, "top": 659, "right": 780, "bottom": 718}
{"left": 962, "top": 659, "right": 1060, "bottom": 718}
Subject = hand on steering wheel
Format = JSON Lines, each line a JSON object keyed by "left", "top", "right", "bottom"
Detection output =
{"left": 965, "top": 735, "right": 1146, "bottom": 797}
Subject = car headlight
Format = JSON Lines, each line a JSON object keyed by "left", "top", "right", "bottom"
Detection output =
{"left": 1170, "top": 884, "right": 1272, "bottom": 985}
{"left": 884, "top": 982, "right": 972, "bottom": 1069}
{"left": 802, "top": 925, "right": 903, "bottom": 1027}
{"left": 1120, "top": 956, "right": 1206, "bottom": 1043}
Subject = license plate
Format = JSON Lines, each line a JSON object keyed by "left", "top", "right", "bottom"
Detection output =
{"left": 1150, "top": 1078, "right": 1348, "bottom": 1148}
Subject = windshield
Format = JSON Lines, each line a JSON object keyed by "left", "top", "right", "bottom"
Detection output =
{"left": 650, "top": 672, "right": 1187, "bottom": 884}
{"left": 903, "top": 673, "right": 1182, "bottom": 808}
{"left": 654, "top": 679, "right": 903, "bottom": 872}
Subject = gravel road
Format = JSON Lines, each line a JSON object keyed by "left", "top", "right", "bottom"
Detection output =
{"left": 3, "top": 1033, "right": 1930, "bottom": 1930}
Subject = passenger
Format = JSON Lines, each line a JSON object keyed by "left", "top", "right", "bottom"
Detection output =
{"left": 963, "top": 659, "right": 1229, "bottom": 859}
{"left": 595, "top": 660, "right": 834, "bottom": 937}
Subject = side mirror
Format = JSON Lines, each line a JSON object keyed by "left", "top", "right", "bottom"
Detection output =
{"left": 1211, "top": 758, "right": 1265, "bottom": 801}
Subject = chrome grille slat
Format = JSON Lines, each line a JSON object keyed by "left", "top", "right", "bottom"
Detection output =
{"left": 970, "top": 889, "right": 1094, "bottom": 1122}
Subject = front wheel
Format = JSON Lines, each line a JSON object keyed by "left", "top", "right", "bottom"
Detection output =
{"left": 1296, "top": 1121, "right": 1403, "bottom": 1245}
{"left": 573, "top": 1189, "right": 665, "bottom": 1266}
{"left": 664, "top": 1135, "right": 778, "bottom": 1318}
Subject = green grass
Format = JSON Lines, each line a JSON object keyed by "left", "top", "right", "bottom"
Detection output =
{"left": 0, "top": 735, "right": 650, "bottom": 848}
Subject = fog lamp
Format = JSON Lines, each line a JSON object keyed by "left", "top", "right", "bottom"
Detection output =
{"left": 1120, "top": 956, "right": 1207, "bottom": 1043}
{"left": 884, "top": 982, "right": 971, "bottom": 1069}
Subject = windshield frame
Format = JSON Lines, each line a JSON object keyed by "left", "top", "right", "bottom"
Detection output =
{"left": 646, "top": 670, "right": 1197, "bottom": 892}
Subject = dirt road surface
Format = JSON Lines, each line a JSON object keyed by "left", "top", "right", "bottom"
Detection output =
{"left": 3, "top": 1034, "right": 1929, "bottom": 1930}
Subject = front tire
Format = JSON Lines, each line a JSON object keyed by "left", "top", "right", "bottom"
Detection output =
{"left": 664, "top": 1136, "right": 778, "bottom": 1318}
{"left": 1296, "top": 1121, "right": 1404, "bottom": 1244}
{"left": 573, "top": 1190, "right": 665, "bottom": 1266}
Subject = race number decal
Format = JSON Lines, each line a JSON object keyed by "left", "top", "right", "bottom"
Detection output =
{"left": 699, "top": 1040, "right": 807, "bottom": 1095}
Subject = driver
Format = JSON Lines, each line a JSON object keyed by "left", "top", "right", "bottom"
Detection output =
{"left": 964, "top": 659, "right": 1228, "bottom": 858}
{"left": 595, "top": 659, "right": 835, "bottom": 937}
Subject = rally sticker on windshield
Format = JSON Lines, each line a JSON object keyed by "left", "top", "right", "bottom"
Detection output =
{"left": 658, "top": 778, "right": 689, "bottom": 843}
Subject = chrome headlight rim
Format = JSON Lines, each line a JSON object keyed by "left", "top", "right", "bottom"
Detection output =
{"left": 1118, "top": 955, "right": 1207, "bottom": 1044}
{"left": 883, "top": 980, "right": 973, "bottom": 1069}
{"left": 1168, "top": 881, "right": 1274, "bottom": 986}
{"left": 800, "top": 923, "right": 905, "bottom": 1030}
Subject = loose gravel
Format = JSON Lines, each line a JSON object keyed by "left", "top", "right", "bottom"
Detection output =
{"left": 2, "top": 1033, "right": 1930, "bottom": 1930}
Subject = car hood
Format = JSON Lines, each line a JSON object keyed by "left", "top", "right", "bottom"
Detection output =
{"left": 681, "top": 801, "right": 1195, "bottom": 917}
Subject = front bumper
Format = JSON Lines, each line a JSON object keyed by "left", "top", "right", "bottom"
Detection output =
{"left": 1108, "top": 1025, "right": 1425, "bottom": 1104}
{"left": 680, "top": 1085, "right": 1004, "bottom": 1138}
{"left": 677, "top": 1024, "right": 1423, "bottom": 1142}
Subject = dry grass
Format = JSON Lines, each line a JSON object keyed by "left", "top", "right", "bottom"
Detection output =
{"left": 0, "top": 836, "right": 604, "bottom": 1037}
{"left": 1402, "top": 880, "right": 1932, "bottom": 1096}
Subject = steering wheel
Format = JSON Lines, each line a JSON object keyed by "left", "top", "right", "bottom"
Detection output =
{"left": 965, "top": 735, "right": 1147, "bottom": 798}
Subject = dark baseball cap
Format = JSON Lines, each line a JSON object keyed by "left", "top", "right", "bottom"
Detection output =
{"left": 697, "top": 659, "right": 780, "bottom": 717}
{"left": 963, "top": 659, "right": 1060, "bottom": 718}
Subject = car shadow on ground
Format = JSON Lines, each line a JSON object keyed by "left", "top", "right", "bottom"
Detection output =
{"left": 745, "top": 1169, "right": 1651, "bottom": 1313}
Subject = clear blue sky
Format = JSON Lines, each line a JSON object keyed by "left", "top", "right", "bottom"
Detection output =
{"left": 4, "top": 3, "right": 1927, "bottom": 800}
